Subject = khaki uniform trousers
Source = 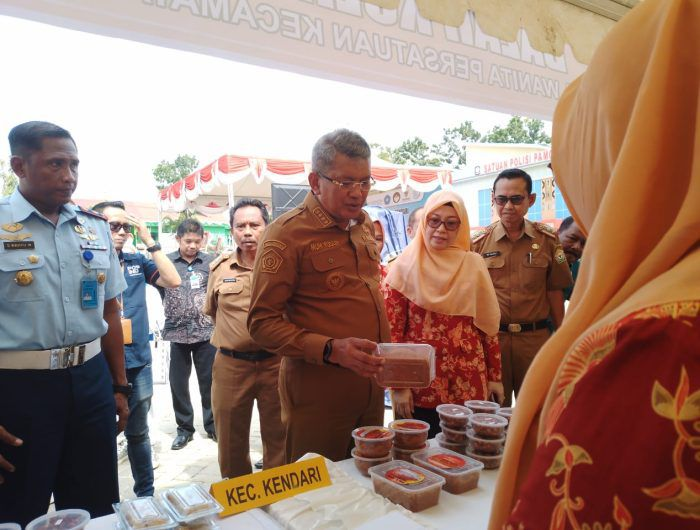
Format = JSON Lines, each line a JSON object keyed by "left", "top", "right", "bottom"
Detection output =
{"left": 498, "top": 328, "right": 551, "bottom": 407}
{"left": 279, "top": 357, "right": 384, "bottom": 463}
{"left": 211, "top": 352, "right": 285, "bottom": 479}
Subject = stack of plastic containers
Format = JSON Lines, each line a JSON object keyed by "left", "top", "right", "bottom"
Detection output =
{"left": 159, "top": 484, "right": 224, "bottom": 529}
{"left": 465, "top": 413, "right": 508, "bottom": 469}
{"left": 389, "top": 418, "right": 430, "bottom": 461}
{"left": 435, "top": 403, "right": 472, "bottom": 455}
{"left": 351, "top": 426, "right": 394, "bottom": 476}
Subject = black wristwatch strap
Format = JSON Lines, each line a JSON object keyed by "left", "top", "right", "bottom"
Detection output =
{"left": 146, "top": 242, "right": 161, "bottom": 253}
{"left": 113, "top": 383, "right": 133, "bottom": 397}
{"left": 322, "top": 339, "right": 337, "bottom": 365}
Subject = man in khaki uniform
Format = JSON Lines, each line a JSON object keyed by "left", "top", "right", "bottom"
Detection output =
{"left": 472, "top": 168, "right": 572, "bottom": 407}
{"left": 205, "top": 199, "right": 285, "bottom": 478}
{"left": 248, "top": 129, "right": 389, "bottom": 463}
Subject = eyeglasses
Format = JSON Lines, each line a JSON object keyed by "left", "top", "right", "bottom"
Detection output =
{"left": 109, "top": 222, "right": 133, "bottom": 233}
{"left": 493, "top": 195, "right": 526, "bottom": 206}
{"left": 317, "top": 171, "right": 375, "bottom": 192}
{"left": 426, "top": 216, "right": 461, "bottom": 231}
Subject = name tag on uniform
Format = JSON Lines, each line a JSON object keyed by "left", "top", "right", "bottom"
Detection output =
{"left": 4, "top": 241, "right": 35, "bottom": 250}
{"left": 81, "top": 278, "right": 98, "bottom": 309}
{"left": 223, "top": 278, "right": 237, "bottom": 283}
{"left": 190, "top": 273, "right": 202, "bottom": 290}
{"left": 483, "top": 251, "right": 501, "bottom": 258}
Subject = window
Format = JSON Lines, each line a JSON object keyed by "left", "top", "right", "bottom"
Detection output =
{"left": 554, "top": 183, "right": 572, "bottom": 219}
{"left": 478, "top": 189, "right": 492, "bottom": 227}
{"left": 528, "top": 180, "right": 542, "bottom": 221}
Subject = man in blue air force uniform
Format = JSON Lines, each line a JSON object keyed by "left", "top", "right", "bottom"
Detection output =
{"left": 0, "top": 121, "right": 129, "bottom": 526}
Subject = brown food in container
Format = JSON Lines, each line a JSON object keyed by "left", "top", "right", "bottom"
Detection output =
{"left": 464, "top": 400, "right": 500, "bottom": 414}
{"left": 436, "top": 404, "right": 472, "bottom": 429}
{"left": 392, "top": 442, "right": 428, "bottom": 462}
{"left": 389, "top": 419, "right": 430, "bottom": 449}
{"left": 469, "top": 413, "right": 508, "bottom": 439}
{"left": 351, "top": 448, "right": 393, "bottom": 476}
{"left": 439, "top": 422, "right": 468, "bottom": 444}
{"left": 466, "top": 448, "right": 503, "bottom": 470}
{"left": 411, "top": 447, "right": 485, "bottom": 494}
{"left": 467, "top": 429, "right": 505, "bottom": 455}
{"left": 369, "top": 460, "right": 445, "bottom": 512}
{"left": 435, "top": 432, "right": 467, "bottom": 455}
{"left": 352, "top": 426, "right": 394, "bottom": 457}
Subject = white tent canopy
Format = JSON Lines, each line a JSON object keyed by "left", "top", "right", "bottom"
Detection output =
{"left": 0, "top": 1, "right": 637, "bottom": 120}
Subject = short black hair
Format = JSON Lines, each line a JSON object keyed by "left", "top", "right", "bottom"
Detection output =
{"left": 229, "top": 198, "right": 270, "bottom": 227}
{"left": 493, "top": 168, "right": 533, "bottom": 195}
{"left": 176, "top": 218, "right": 204, "bottom": 237}
{"left": 9, "top": 121, "right": 75, "bottom": 158}
{"left": 558, "top": 216, "right": 575, "bottom": 233}
{"left": 92, "top": 201, "right": 125, "bottom": 213}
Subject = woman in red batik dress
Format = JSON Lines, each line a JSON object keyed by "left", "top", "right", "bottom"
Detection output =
{"left": 385, "top": 190, "right": 503, "bottom": 438}
{"left": 489, "top": 1, "right": 700, "bottom": 529}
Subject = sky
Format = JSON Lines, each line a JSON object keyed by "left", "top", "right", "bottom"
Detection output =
{"left": 0, "top": 14, "right": 520, "bottom": 204}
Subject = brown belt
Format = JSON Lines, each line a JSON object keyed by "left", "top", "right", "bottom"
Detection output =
{"left": 499, "top": 320, "right": 550, "bottom": 333}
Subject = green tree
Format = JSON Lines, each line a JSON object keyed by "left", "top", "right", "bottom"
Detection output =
{"left": 481, "top": 116, "right": 551, "bottom": 144}
{"left": 1, "top": 159, "right": 17, "bottom": 196}
{"left": 433, "top": 120, "right": 482, "bottom": 168}
{"left": 152, "top": 154, "right": 199, "bottom": 189}
{"left": 376, "top": 137, "right": 442, "bottom": 166}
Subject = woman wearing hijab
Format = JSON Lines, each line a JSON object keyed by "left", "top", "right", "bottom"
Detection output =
{"left": 385, "top": 190, "right": 503, "bottom": 437}
{"left": 489, "top": 1, "right": 700, "bottom": 528}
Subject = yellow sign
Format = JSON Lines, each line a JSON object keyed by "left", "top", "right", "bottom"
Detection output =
{"left": 210, "top": 456, "right": 331, "bottom": 517}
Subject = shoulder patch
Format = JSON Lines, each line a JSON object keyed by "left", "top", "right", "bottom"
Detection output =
{"left": 264, "top": 239, "right": 287, "bottom": 250}
{"left": 77, "top": 205, "right": 107, "bottom": 221}
{"left": 260, "top": 249, "right": 284, "bottom": 274}
{"left": 471, "top": 224, "right": 494, "bottom": 243}
{"left": 210, "top": 251, "right": 233, "bottom": 271}
{"left": 312, "top": 207, "right": 333, "bottom": 228}
{"left": 535, "top": 222, "right": 556, "bottom": 238}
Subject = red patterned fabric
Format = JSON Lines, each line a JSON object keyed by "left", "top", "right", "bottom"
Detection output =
{"left": 385, "top": 287, "right": 501, "bottom": 407}
{"left": 506, "top": 302, "right": 700, "bottom": 530}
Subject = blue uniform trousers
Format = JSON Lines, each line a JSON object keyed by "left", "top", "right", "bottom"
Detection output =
{"left": 0, "top": 354, "right": 118, "bottom": 527}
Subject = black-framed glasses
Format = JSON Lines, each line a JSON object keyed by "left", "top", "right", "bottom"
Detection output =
{"left": 109, "top": 222, "right": 133, "bottom": 233}
{"left": 317, "top": 171, "right": 375, "bottom": 192}
{"left": 426, "top": 216, "right": 461, "bottom": 231}
{"left": 493, "top": 195, "right": 526, "bottom": 206}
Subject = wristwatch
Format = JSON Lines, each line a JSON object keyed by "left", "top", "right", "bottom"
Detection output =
{"left": 322, "top": 339, "right": 337, "bottom": 366}
{"left": 146, "top": 242, "right": 162, "bottom": 253}
{"left": 113, "top": 383, "right": 133, "bottom": 397}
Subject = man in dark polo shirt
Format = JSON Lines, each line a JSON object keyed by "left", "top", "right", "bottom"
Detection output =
{"left": 93, "top": 201, "right": 180, "bottom": 497}
{"left": 161, "top": 219, "right": 216, "bottom": 450}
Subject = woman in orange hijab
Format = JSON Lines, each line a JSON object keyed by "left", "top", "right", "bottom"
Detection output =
{"left": 385, "top": 190, "right": 502, "bottom": 437}
{"left": 489, "top": 0, "right": 700, "bottom": 528}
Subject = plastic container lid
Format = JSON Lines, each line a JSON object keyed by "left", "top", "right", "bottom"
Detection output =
{"left": 436, "top": 404, "right": 472, "bottom": 420}
{"left": 160, "top": 484, "right": 223, "bottom": 522}
{"left": 352, "top": 426, "right": 394, "bottom": 441}
{"left": 435, "top": 432, "right": 467, "bottom": 453}
{"left": 411, "top": 446, "right": 484, "bottom": 475}
{"left": 497, "top": 407, "right": 514, "bottom": 421}
{"left": 375, "top": 343, "right": 435, "bottom": 388}
{"left": 389, "top": 419, "right": 430, "bottom": 433}
{"left": 464, "top": 400, "right": 500, "bottom": 413}
{"left": 467, "top": 428, "right": 505, "bottom": 443}
{"left": 470, "top": 413, "right": 508, "bottom": 432}
{"left": 26, "top": 510, "right": 91, "bottom": 530}
{"left": 113, "top": 497, "right": 176, "bottom": 530}
{"left": 0, "top": 524, "right": 21, "bottom": 530}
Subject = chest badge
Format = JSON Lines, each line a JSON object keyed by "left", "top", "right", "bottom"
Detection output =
{"left": 74, "top": 225, "right": 86, "bottom": 235}
{"left": 15, "top": 270, "right": 33, "bottom": 286}
{"left": 27, "top": 255, "right": 39, "bottom": 264}
{"left": 97, "top": 272, "right": 106, "bottom": 284}
{"left": 2, "top": 223, "right": 23, "bottom": 233}
{"left": 532, "top": 243, "right": 540, "bottom": 250}
{"left": 326, "top": 271, "right": 345, "bottom": 291}
{"left": 76, "top": 214, "right": 87, "bottom": 225}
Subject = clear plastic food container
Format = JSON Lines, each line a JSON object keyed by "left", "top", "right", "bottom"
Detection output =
{"left": 497, "top": 407, "right": 514, "bottom": 424}
{"left": 469, "top": 413, "right": 508, "bottom": 439}
{"left": 467, "top": 429, "right": 505, "bottom": 454}
{"left": 26, "top": 510, "right": 90, "bottom": 530}
{"left": 352, "top": 426, "right": 394, "bottom": 457}
{"left": 369, "top": 460, "right": 445, "bottom": 512}
{"left": 375, "top": 343, "right": 435, "bottom": 388}
{"left": 160, "top": 484, "right": 223, "bottom": 522}
{"left": 351, "top": 447, "right": 393, "bottom": 476}
{"left": 435, "top": 432, "right": 467, "bottom": 455}
{"left": 113, "top": 498, "right": 176, "bottom": 530}
{"left": 411, "top": 446, "right": 485, "bottom": 494}
{"left": 439, "top": 422, "right": 468, "bottom": 444}
{"left": 436, "top": 404, "right": 472, "bottom": 429}
{"left": 466, "top": 448, "right": 503, "bottom": 470}
{"left": 389, "top": 419, "right": 430, "bottom": 449}
{"left": 464, "top": 400, "right": 500, "bottom": 414}
{"left": 392, "top": 442, "right": 428, "bottom": 462}
{"left": 0, "top": 524, "right": 21, "bottom": 530}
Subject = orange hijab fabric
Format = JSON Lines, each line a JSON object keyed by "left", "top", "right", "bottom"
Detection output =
{"left": 385, "top": 189, "right": 500, "bottom": 336}
{"left": 489, "top": 0, "right": 700, "bottom": 527}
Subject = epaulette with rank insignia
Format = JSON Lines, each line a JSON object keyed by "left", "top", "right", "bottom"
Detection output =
{"left": 471, "top": 224, "right": 494, "bottom": 243}
{"left": 77, "top": 205, "right": 108, "bottom": 221}
{"left": 210, "top": 251, "right": 234, "bottom": 271}
{"left": 534, "top": 222, "right": 557, "bottom": 238}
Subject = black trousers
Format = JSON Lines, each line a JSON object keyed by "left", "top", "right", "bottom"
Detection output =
{"left": 0, "top": 354, "right": 118, "bottom": 527}
{"left": 169, "top": 341, "right": 216, "bottom": 436}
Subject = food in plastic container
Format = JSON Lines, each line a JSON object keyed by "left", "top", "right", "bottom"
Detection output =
{"left": 351, "top": 426, "right": 394, "bottom": 457}
{"left": 464, "top": 400, "right": 500, "bottom": 414}
{"left": 435, "top": 432, "right": 466, "bottom": 455}
{"left": 470, "top": 413, "right": 508, "bottom": 439}
{"left": 160, "top": 484, "right": 223, "bottom": 522}
{"left": 26, "top": 510, "right": 90, "bottom": 530}
{"left": 436, "top": 404, "right": 472, "bottom": 429}
{"left": 392, "top": 442, "right": 428, "bottom": 462}
{"left": 497, "top": 407, "right": 514, "bottom": 424}
{"left": 375, "top": 343, "right": 435, "bottom": 388}
{"left": 113, "top": 498, "right": 175, "bottom": 530}
{"left": 466, "top": 448, "right": 503, "bottom": 469}
{"left": 411, "top": 447, "right": 485, "bottom": 494}
{"left": 389, "top": 419, "right": 430, "bottom": 448}
{"left": 369, "top": 460, "right": 445, "bottom": 512}
{"left": 351, "top": 447, "right": 393, "bottom": 476}
{"left": 467, "top": 429, "right": 505, "bottom": 455}
{"left": 439, "top": 422, "right": 467, "bottom": 444}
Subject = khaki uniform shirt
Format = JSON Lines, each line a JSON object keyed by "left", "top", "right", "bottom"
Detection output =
{"left": 248, "top": 192, "right": 391, "bottom": 362}
{"left": 204, "top": 250, "right": 261, "bottom": 353}
{"left": 472, "top": 219, "right": 573, "bottom": 324}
